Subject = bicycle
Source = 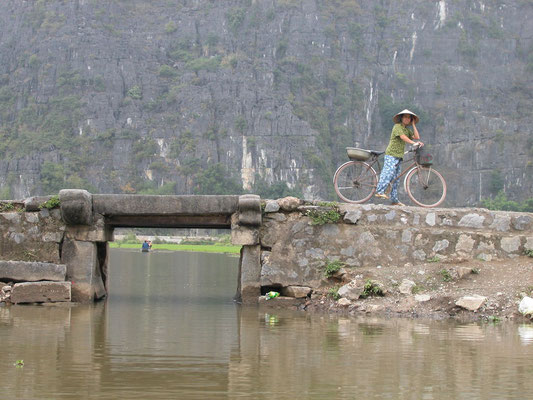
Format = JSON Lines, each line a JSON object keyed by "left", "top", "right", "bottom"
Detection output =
{"left": 333, "top": 144, "right": 446, "bottom": 208}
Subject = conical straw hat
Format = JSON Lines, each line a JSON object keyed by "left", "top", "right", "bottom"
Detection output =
{"left": 393, "top": 109, "right": 419, "bottom": 124}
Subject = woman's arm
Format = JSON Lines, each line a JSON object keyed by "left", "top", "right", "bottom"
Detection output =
{"left": 412, "top": 121, "right": 420, "bottom": 140}
{"left": 400, "top": 121, "right": 424, "bottom": 146}
{"left": 399, "top": 134, "right": 423, "bottom": 146}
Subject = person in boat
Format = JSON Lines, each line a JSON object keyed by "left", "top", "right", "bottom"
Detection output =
{"left": 141, "top": 240, "right": 150, "bottom": 252}
{"left": 374, "top": 109, "right": 424, "bottom": 206}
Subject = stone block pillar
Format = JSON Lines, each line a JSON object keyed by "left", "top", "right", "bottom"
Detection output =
{"left": 232, "top": 195, "right": 262, "bottom": 304}
{"left": 237, "top": 245, "right": 262, "bottom": 304}
{"left": 61, "top": 238, "right": 106, "bottom": 302}
{"left": 59, "top": 190, "right": 108, "bottom": 303}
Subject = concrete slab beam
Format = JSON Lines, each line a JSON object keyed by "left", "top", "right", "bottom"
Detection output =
{"left": 93, "top": 194, "right": 239, "bottom": 216}
{"left": 0, "top": 261, "right": 66, "bottom": 282}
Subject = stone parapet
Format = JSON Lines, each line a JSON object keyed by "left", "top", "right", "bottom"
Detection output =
{"left": 23, "top": 195, "right": 55, "bottom": 211}
{"left": 337, "top": 204, "right": 532, "bottom": 233}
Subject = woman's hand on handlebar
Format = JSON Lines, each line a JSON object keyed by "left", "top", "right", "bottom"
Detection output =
{"left": 412, "top": 141, "right": 424, "bottom": 149}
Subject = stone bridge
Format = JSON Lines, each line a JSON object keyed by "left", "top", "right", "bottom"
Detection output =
{"left": 1, "top": 190, "right": 263, "bottom": 303}
{"left": 1, "top": 190, "right": 532, "bottom": 305}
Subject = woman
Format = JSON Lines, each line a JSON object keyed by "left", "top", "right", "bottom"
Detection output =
{"left": 375, "top": 109, "right": 424, "bottom": 206}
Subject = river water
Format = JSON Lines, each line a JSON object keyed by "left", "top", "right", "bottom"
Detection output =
{"left": 1, "top": 249, "right": 533, "bottom": 399}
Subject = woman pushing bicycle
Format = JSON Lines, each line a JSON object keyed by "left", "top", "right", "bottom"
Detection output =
{"left": 333, "top": 109, "right": 446, "bottom": 207}
{"left": 374, "top": 109, "right": 424, "bottom": 206}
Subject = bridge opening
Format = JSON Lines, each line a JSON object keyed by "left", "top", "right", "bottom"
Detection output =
{"left": 58, "top": 192, "right": 261, "bottom": 303}
{"left": 112, "top": 227, "right": 233, "bottom": 247}
{"left": 106, "top": 227, "right": 240, "bottom": 302}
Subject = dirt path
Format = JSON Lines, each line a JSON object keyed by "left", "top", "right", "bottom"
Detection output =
{"left": 303, "top": 256, "right": 533, "bottom": 322}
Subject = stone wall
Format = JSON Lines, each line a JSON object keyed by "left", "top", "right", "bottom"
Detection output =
{"left": 0, "top": 204, "right": 73, "bottom": 304}
{"left": 0, "top": 207, "right": 64, "bottom": 264}
{"left": 0, "top": 194, "right": 109, "bottom": 303}
{"left": 258, "top": 199, "right": 533, "bottom": 291}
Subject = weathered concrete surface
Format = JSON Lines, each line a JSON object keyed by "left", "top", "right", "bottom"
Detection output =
{"left": 231, "top": 214, "right": 259, "bottom": 245}
{"left": 61, "top": 239, "right": 106, "bottom": 303}
{"left": 60, "top": 189, "right": 93, "bottom": 226}
{"left": 10, "top": 281, "right": 71, "bottom": 304}
{"left": 238, "top": 195, "right": 262, "bottom": 226}
{"left": 239, "top": 245, "right": 261, "bottom": 304}
{"left": 0, "top": 209, "right": 65, "bottom": 263}
{"left": 65, "top": 214, "right": 113, "bottom": 242}
{"left": 93, "top": 194, "right": 239, "bottom": 216}
{"left": 0, "top": 261, "right": 66, "bottom": 282}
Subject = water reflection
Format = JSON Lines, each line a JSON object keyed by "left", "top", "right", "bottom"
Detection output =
{"left": 518, "top": 324, "right": 533, "bottom": 345}
{"left": 1, "top": 249, "right": 533, "bottom": 399}
{"left": 453, "top": 323, "right": 486, "bottom": 341}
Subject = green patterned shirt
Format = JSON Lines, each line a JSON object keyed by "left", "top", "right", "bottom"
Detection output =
{"left": 385, "top": 123, "right": 413, "bottom": 158}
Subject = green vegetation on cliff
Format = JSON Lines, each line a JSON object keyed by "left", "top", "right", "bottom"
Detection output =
{"left": 0, "top": 0, "right": 531, "bottom": 206}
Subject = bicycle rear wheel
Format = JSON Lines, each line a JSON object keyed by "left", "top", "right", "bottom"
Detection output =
{"left": 405, "top": 166, "right": 446, "bottom": 208}
{"left": 333, "top": 161, "right": 377, "bottom": 203}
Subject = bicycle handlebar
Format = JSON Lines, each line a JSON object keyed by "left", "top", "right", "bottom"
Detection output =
{"left": 404, "top": 143, "right": 422, "bottom": 155}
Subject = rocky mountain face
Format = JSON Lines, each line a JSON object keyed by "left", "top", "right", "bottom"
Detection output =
{"left": 0, "top": 0, "right": 532, "bottom": 206}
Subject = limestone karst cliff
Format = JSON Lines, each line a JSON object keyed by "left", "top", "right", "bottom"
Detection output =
{"left": 0, "top": 0, "right": 532, "bottom": 206}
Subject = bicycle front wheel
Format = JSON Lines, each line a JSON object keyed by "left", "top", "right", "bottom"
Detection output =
{"left": 333, "top": 161, "right": 377, "bottom": 203}
{"left": 405, "top": 167, "right": 447, "bottom": 208}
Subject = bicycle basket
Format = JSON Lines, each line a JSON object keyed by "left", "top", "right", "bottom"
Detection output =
{"left": 416, "top": 147, "right": 433, "bottom": 166}
{"left": 346, "top": 147, "right": 371, "bottom": 161}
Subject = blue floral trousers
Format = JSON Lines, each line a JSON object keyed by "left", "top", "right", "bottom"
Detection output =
{"left": 376, "top": 155, "right": 402, "bottom": 203}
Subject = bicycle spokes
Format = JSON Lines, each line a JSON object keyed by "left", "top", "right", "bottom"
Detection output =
{"left": 334, "top": 161, "right": 377, "bottom": 204}
{"left": 405, "top": 167, "right": 446, "bottom": 208}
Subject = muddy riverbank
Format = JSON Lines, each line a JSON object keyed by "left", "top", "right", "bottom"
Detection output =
{"left": 260, "top": 255, "right": 533, "bottom": 323}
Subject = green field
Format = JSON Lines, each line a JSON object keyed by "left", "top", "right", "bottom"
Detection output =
{"left": 109, "top": 242, "right": 242, "bottom": 254}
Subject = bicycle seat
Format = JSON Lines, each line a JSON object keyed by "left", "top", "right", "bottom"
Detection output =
{"left": 369, "top": 150, "right": 385, "bottom": 156}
